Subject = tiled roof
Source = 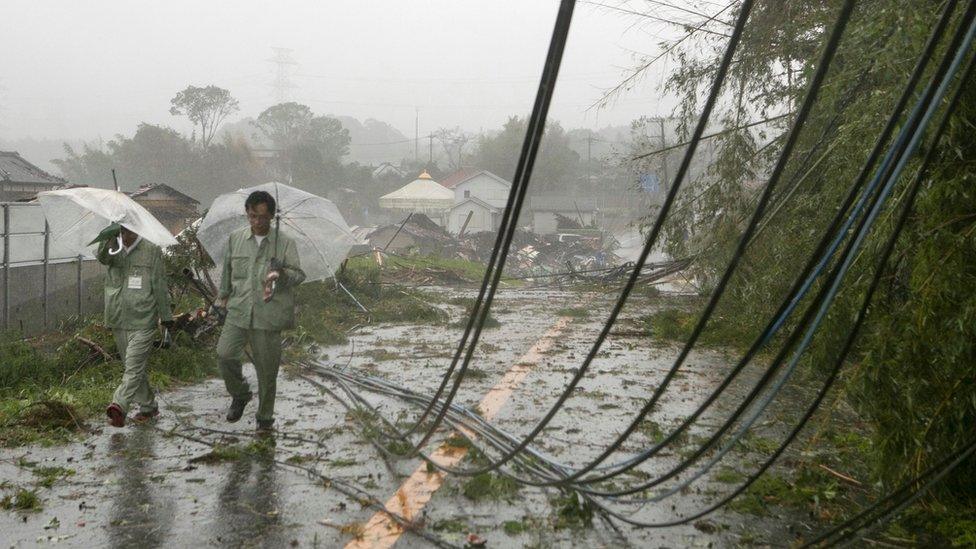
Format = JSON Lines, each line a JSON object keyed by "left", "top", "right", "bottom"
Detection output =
{"left": 439, "top": 168, "right": 480, "bottom": 189}
{"left": 128, "top": 183, "right": 200, "bottom": 204}
{"left": 0, "top": 151, "right": 66, "bottom": 186}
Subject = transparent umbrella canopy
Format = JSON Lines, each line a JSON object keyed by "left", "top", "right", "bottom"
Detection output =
{"left": 197, "top": 182, "right": 356, "bottom": 282}
{"left": 36, "top": 187, "right": 179, "bottom": 257}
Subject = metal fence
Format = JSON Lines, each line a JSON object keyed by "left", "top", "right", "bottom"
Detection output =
{"left": 0, "top": 202, "right": 104, "bottom": 335}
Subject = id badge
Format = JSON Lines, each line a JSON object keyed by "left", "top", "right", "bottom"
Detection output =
{"left": 127, "top": 276, "right": 143, "bottom": 290}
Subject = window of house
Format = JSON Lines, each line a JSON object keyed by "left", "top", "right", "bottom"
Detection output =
{"left": 464, "top": 190, "right": 470, "bottom": 198}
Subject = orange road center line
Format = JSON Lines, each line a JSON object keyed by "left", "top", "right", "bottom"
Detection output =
{"left": 346, "top": 316, "right": 573, "bottom": 549}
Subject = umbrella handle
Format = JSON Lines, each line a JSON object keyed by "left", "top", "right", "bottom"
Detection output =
{"left": 108, "top": 235, "right": 125, "bottom": 255}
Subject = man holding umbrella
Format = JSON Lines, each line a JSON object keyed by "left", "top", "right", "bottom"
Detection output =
{"left": 216, "top": 190, "right": 305, "bottom": 433}
{"left": 96, "top": 224, "right": 173, "bottom": 428}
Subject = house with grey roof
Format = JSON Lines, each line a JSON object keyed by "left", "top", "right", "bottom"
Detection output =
{"left": 0, "top": 151, "right": 68, "bottom": 202}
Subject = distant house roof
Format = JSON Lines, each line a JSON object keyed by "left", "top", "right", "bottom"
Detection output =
{"left": 439, "top": 168, "right": 479, "bottom": 189}
{"left": 0, "top": 151, "right": 67, "bottom": 186}
{"left": 366, "top": 213, "right": 453, "bottom": 250}
{"left": 440, "top": 168, "right": 511, "bottom": 189}
{"left": 378, "top": 171, "right": 454, "bottom": 211}
{"left": 451, "top": 196, "right": 499, "bottom": 212}
{"left": 372, "top": 162, "right": 405, "bottom": 179}
{"left": 528, "top": 195, "right": 597, "bottom": 212}
{"left": 128, "top": 183, "right": 200, "bottom": 204}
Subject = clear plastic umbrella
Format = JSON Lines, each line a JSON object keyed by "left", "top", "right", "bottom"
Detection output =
{"left": 37, "top": 187, "right": 179, "bottom": 257}
{"left": 197, "top": 182, "right": 355, "bottom": 282}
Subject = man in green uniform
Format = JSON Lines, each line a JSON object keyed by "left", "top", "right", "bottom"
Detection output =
{"left": 97, "top": 225, "right": 172, "bottom": 428}
{"left": 216, "top": 190, "right": 305, "bottom": 433}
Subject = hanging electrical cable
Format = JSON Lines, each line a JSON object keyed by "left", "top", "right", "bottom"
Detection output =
{"left": 286, "top": 2, "right": 972, "bottom": 532}
{"left": 406, "top": 0, "right": 760, "bottom": 469}
{"left": 558, "top": 0, "right": 976, "bottom": 494}
{"left": 402, "top": 0, "right": 576, "bottom": 446}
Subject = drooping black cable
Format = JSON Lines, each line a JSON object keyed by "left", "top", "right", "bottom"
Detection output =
{"left": 562, "top": 0, "right": 973, "bottom": 493}
{"left": 592, "top": 17, "right": 976, "bottom": 527}
{"left": 344, "top": 0, "right": 944, "bottom": 488}
{"left": 403, "top": 0, "right": 576, "bottom": 443}
{"left": 405, "top": 0, "right": 760, "bottom": 473}
{"left": 458, "top": 0, "right": 856, "bottom": 484}
{"left": 412, "top": 0, "right": 960, "bottom": 498}
{"left": 326, "top": 1, "right": 960, "bottom": 506}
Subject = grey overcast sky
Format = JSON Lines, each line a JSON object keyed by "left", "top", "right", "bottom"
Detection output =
{"left": 0, "top": 1, "right": 692, "bottom": 141}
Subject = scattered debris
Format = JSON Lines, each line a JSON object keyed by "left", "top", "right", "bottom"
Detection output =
{"left": 73, "top": 336, "right": 113, "bottom": 362}
{"left": 14, "top": 401, "right": 84, "bottom": 432}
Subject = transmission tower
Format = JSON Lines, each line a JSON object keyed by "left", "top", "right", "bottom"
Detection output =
{"left": 267, "top": 47, "right": 298, "bottom": 104}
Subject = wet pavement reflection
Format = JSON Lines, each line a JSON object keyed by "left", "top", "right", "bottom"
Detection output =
{"left": 213, "top": 451, "right": 285, "bottom": 548}
{"left": 107, "top": 429, "right": 174, "bottom": 548}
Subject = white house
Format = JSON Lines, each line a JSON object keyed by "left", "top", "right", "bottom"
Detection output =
{"left": 447, "top": 197, "right": 500, "bottom": 235}
{"left": 441, "top": 169, "right": 511, "bottom": 209}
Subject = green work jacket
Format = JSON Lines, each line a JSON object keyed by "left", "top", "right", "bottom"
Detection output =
{"left": 97, "top": 238, "right": 172, "bottom": 330}
{"left": 219, "top": 226, "right": 305, "bottom": 331}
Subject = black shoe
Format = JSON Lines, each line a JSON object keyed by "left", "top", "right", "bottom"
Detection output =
{"left": 225, "top": 392, "right": 252, "bottom": 423}
{"left": 256, "top": 419, "right": 274, "bottom": 434}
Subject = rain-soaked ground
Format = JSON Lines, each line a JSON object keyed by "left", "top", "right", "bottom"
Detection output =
{"left": 0, "top": 285, "right": 815, "bottom": 547}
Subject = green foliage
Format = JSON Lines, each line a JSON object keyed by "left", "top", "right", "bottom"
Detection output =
{"left": 503, "top": 519, "right": 528, "bottom": 535}
{"left": 551, "top": 491, "right": 594, "bottom": 530}
{"left": 0, "top": 489, "right": 42, "bottom": 512}
{"left": 461, "top": 472, "right": 520, "bottom": 501}
{"left": 295, "top": 257, "right": 447, "bottom": 345}
{"left": 472, "top": 116, "right": 580, "bottom": 191}
{"left": 630, "top": 0, "right": 975, "bottom": 514}
{"left": 168, "top": 85, "right": 240, "bottom": 147}
{"left": 641, "top": 306, "right": 752, "bottom": 349}
{"left": 31, "top": 466, "right": 75, "bottom": 488}
{"left": 0, "top": 323, "right": 214, "bottom": 447}
{"left": 555, "top": 307, "right": 589, "bottom": 318}
{"left": 52, "top": 122, "right": 265, "bottom": 205}
{"left": 431, "top": 518, "right": 467, "bottom": 533}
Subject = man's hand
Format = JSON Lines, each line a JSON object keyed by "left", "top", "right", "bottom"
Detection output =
{"left": 263, "top": 270, "right": 280, "bottom": 303}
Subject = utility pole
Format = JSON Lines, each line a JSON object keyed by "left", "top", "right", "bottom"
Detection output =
{"left": 267, "top": 47, "right": 297, "bottom": 104}
{"left": 585, "top": 133, "right": 594, "bottom": 185}
{"left": 414, "top": 108, "right": 420, "bottom": 163}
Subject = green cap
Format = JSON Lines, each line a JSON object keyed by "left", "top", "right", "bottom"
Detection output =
{"left": 88, "top": 222, "right": 122, "bottom": 246}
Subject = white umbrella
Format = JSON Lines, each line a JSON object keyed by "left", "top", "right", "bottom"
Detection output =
{"left": 37, "top": 187, "right": 178, "bottom": 257}
{"left": 197, "top": 182, "right": 355, "bottom": 282}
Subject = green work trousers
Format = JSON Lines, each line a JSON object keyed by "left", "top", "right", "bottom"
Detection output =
{"left": 216, "top": 323, "right": 282, "bottom": 422}
{"left": 111, "top": 328, "right": 158, "bottom": 414}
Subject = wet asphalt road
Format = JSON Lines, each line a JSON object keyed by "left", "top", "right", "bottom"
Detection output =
{"left": 0, "top": 286, "right": 807, "bottom": 548}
